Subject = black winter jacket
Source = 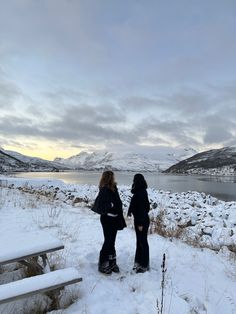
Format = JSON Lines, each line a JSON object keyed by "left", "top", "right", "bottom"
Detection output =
{"left": 97, "top": 185, "right": 122, "bottom": 215}
{"left": 128, "top": 188, "right": 150, "bottom": 225}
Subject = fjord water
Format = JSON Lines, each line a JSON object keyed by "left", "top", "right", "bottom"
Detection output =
{"left": 14, "top": 171, "right": 236, "bottom": 201}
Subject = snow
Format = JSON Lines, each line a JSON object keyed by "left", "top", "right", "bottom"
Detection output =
{"left": 0, "top": 268, "right": 81, "bottom": 303}
{"left": 1, "top": 146, "right": 197, "bottom": 173}
{"left": 54, "top": 148, "right": 197, "bottom": 171}
{"left": 186, "top": 166, "right": 236, "bottom": 176}
{"left": 1, "top": 176, "right": 236, "bottom": 313}
{"left": 0, "top": 232, "right": 63, "bottom": 264}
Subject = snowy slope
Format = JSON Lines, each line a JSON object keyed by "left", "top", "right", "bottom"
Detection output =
{"left": 0, "top": 148, "right": 68, "bottom": 172}
{"left": 0, "top": 149, "right": 29, "bottom": 172}
{"left": 165, "top": 146, "right": 236, "bottom": 176}
{"left": 54, "top": 147, "right": 197, "bottom": 171}
{"left": 0, "top": 177, "right": 235, "bottom": 314}
{"left": 0, "top": 146, "right": 197, "bottom": 173}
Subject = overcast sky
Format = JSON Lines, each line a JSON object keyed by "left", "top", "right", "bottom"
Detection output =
{"left": 0, "top": 0, "right": 236, "bottom": 160}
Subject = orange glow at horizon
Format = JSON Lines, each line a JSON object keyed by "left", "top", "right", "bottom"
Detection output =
{"left": 4, "top": 143, "right": 82, "bottom": 161}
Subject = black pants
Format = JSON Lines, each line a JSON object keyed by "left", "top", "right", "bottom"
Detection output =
{"left": 99, "top": 215, "right": 118, "bottom": 264}
{"left": 134, "top": 218, "right": 150, "bottom": 268}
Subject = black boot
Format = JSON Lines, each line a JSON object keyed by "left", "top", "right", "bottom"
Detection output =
{"left": 132, "top": 262, "right": 139, "bottom": 271}
{"left": 135, "top": 264, "right": 150, "bottom": 273}
{"left": 109, "top": 254, "right": 120, "bottom": 273}
{"left": 98, "top": 260, "right": 112, "bottom": 275}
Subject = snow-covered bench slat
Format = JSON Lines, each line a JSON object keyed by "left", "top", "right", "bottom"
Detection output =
{"left": 0, "top": 233, "right": 64, "bottom": 265}
{"left": 0, "top": 267, "right": 82, "bottom": 304}
{"left": 0, "top": 245, "right": 64, "bottom": 266}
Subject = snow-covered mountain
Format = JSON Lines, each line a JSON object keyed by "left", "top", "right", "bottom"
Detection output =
{"left": 54, "top": 148, "right": 197, "bottom": 171}
{"left": 0, "top": 148, "right": 66, "bottom": 172}
{"left": 0, "top": 146, "right": 197, "bottom": 173}
{"left": 0, "top": 149, "right": 29, "bottom": 172}
{"left": 165, "top": 146, "right": 236, "bottom": 175}
{"left": 55, "top": 152, "right": 160, "bottom": 171}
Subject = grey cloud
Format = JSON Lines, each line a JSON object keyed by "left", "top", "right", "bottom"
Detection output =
{"left": 0, "top": 1, "right": 108, "bottom": 67}
{"left": 67, "top": 104, "right": 125, "bottom": 124}
{"left": 134, "top": 117, "right": 201, "bottom": 147}
{"left": 0, "top": 115, "right": 42, "bottom": 136}
{"left": 0, "top": 77, "right": 22, "bottom": 109}
{"left": 202, "top": 114, "right": 236, "bottom": 145}
{"left": 43, "top": 104, "right": 133, "bottom": 144}
{"left": 121, "top": 96, "right": 161, "bottom": 112}
{"left": 0, "top": 103, "right": 135, "bottom": 146}
{"left": 43, "top": 88, "right": 87, "bottom": 104}
{"left": 1, "top": 95, "right": 235, "bottom": 153}
{"left": 121, "top": 88, "right": 215, "bottom": 118}
{"left": 0, "top": 62, "right": 236, "bottom": 154}
{"left": 204, "top": 126, "right": 232, "bottom": 144}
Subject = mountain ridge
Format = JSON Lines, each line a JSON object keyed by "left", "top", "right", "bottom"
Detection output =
{"left": 0, "top": 146, "right": 197, "bottom": 172}
{"left": 164, "top": 146, "right": 236, "bottom": 176}
{"left": 54, "top": 148, "right": 197, "bottom": 172}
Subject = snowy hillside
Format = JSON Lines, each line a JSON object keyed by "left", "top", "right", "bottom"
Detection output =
{"left": 0, "top": 146, "right": 197, "bottom": 173}
{"left": 165, "top": 146, "right": 236, "bottom": 176}
{"left": 54, "top": 147, "right": 197, "bottom": 171}
{"left": 0, "top": 176, "right": 235, "bottom": 313}
{"left": 0, "top": 148, "right": 67, "bottom": 172}
{"left": 0, "top": 149, "right": 29, "bottom": 172}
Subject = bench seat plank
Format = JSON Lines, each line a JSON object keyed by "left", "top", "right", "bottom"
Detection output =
{"left": 0, "top": 267, "right": 82, "bottom": 304}
{"left": 0, "top": 232, "right": 64, "bottom": 265}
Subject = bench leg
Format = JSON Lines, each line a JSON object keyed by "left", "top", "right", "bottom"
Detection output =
{"left": 41, "top": 254, "right": 51, "bottom": 273}
{"left": 19, "top": 254, "right": 51, "bottom": 275}
{"left": 19, "top": 257, "right": 43, "bottom": 275}
{"left": 47, "top": 288, "right": 61, "bottom": 311}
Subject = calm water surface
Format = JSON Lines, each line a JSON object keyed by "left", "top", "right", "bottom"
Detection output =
{"left": 13, "top": 171, "right": 236, "bottom": 202}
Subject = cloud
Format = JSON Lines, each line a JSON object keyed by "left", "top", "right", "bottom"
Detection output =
{"left": 0, "top": 1, "right": 236, "bottom": 156}
{"left": 1, "top": 79, "right": 236, "bottom": 155}
{"left": 121, "top": 87, "right": 215, "bottom": 118}
{"left": 202, "top": 114, "right": 236, "bottom": 145}
{"left": 0, "top": 103, "right": 133, "bottom": 145}
{"left": 204, "top": 126, "right": 232, "bottom": 144}
{"left": 0, "top": 75, "right": 22, "bottom": 109}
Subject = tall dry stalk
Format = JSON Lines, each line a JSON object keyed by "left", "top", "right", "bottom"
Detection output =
{"left": 157, "top": 253, "right": 167, "bottom": 314}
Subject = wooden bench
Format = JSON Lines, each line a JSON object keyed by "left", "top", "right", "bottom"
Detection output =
{"left": 0, "top": 232, "right": 82, "bottom": 306}
{"left": 0, "top": 232, "right": 65, "bottom": 274}
{"left": 0, "top": 268, "right": 82, "bottom": 305}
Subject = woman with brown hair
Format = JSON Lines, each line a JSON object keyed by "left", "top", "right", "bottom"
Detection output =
{"left": 94, "top": 170, "right": 126, "bottom": 275}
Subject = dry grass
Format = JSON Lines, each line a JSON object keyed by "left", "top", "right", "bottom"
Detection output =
{"left": 227, "top": 244, "right": 236, "bottom": 254}
{"left": 149, "top": 208, "right": 232, "bottom": 253}
{"left": 150, "top": 209, "right": 184, "bottom": 240}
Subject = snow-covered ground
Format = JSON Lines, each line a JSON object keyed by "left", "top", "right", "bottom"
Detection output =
{"left": 0, "top": 176, "right": 236, "bottom": 313}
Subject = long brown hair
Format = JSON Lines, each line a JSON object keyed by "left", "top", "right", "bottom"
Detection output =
{"left": 99, "top": 170, "right": 116, "bottom": 191}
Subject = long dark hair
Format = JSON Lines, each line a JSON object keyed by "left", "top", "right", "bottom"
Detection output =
{"left": 131, "top": 173, "right": 148, "bottom": 193}
{"left": 99, "top": 170, "right": 116, "bottom": 191}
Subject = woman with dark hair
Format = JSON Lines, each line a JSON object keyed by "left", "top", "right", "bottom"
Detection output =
{"left": 128, "top": 173, "right": 150, "bottom": 273}
{"left": 94, "top": 170, "right": 126, "bottom": 275}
